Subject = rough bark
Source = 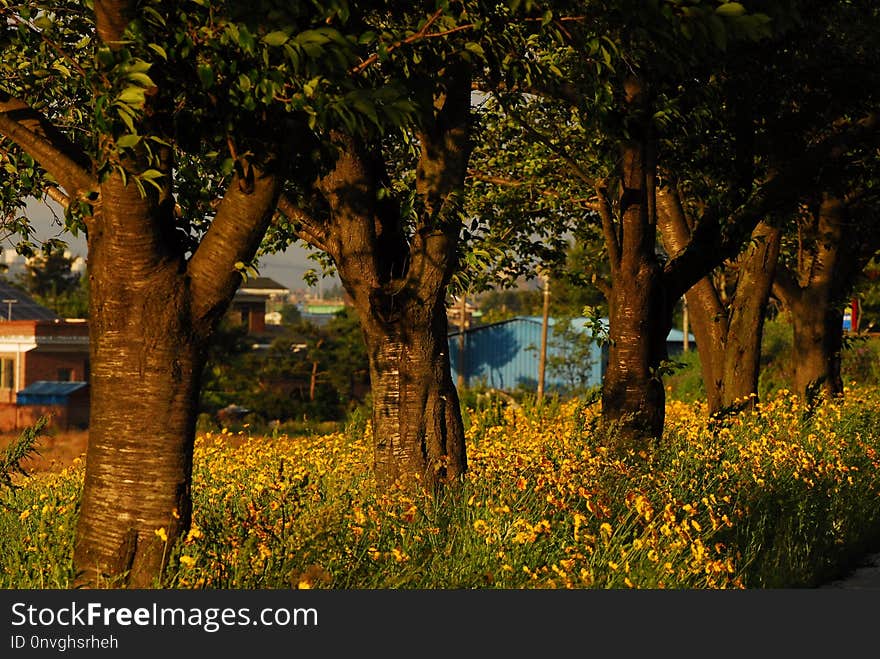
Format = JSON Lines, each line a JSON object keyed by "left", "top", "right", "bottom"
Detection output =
{"left": 774, "top": 196, "right": 850, "bottom": 400}
{"left": 720, "top": 222, "right": 781, "bottom": 408}
{"left": 300, "top": 64, "right": 472, "bottom": 487}
{"left": 70, "top": 161, "right": 280, "bottom": 587}
{"left": 75, "top": 178, "right": 202, "bottom": 586}
{"left": 361, "top": 294, "right": 465, "bottom": 487}
{"left": 657, "top": 187, "right": 726, "bottom": 412}
{"left": 600, "top": 77, "right": 667, "bottom": 450}
{"left": 658, "top": 185, "right": 781, "bottom": 414}
{"left": 790, "top": 294, "right": 844, "bottom": 398}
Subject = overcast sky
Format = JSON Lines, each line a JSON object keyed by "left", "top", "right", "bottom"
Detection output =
{"left": 12, "top": 197, "right": 340, "bottom": 294}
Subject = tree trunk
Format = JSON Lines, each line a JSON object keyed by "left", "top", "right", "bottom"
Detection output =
{"left": 73, "top": 177, "right": 203, "bottom": 587}
{"left": 774, "top": 195, "right": 851, "bottom": 401}
{"left": 657, "top": 187, "right": 727, "bottom": 412}
{"left": 599, "top": 81, "right": 667, "bottom": 450}
{"left": 305, "top": 64, "right": 473, "bottom": 487}
{"left": 360, "top": 299, "right": 465, "bottom": 488}
{"left": 719, "top": 222, "right": 781, "bottom": 408}
{"left": 602, "top": 263, "right": 667, "bottom": 447}
{"left": 790, "top": 291, "right": 844, "bottom": 398}
{"left": 70, "top": 161, "right": 279, "bottom": 587}
{"left": 657, "top": 187, "right": 780, "bottom": 415}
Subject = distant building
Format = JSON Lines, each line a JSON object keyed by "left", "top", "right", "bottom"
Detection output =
{"left": 299, "top": 296, "right": 349, "bottom": 326}
{"left": 447, "top": 296, "right": 484, "bottom": 331}
{"left": 0, "top": 281, "right": 90, "bottom": 431}
{"left": 229, "top": 277, "right": 291, "bottom": 338}
{"left": 14, "top": 381, "right": 90, "bottom": 431}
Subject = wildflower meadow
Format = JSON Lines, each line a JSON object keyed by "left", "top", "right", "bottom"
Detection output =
{"left": 3, "top": 385, "right": 880, "bottom": 590}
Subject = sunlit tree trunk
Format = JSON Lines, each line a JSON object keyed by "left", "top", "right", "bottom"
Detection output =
{"left": 658, "top": 187, "right": 781, "bottom": 414}
{"left": 598, "top": 77, "right": 667, "bottom": 450}
{"left": 73, "top": 166, "right": 280, "bottom": 587}
{"left": 74, "top": 176, "right": 202, "bottom": 586}
{"left": 298, "top": 64, "right": 472, "bottom": 486}
{"left": 361, "top": 296, "right": 465, "bottom": 487}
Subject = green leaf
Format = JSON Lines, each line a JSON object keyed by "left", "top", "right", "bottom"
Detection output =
{"left": 262, "top": 31, "right": 289, "bottom": 47}
{"left": 116, "top": 106, "right": 136, "bottom": 133}
{"left": 140, "top": 169, "right": 164, "bottom": 180}
{"left": 198, "top": 64, "right": 214, "bottom": 89}
{"left": 124, "top": 60, "right": 153, "bottom": 75}
{"left": 147, "top": 43, "right": 167, "bottom": 60}
{"left": 116, "top": 134, "right": 141, "bottom": 148}
{"left": 465, "top": 42, "right": 485, "bottom": 58}
{"left": 116, "top": 87, "right": 146, "bottom": 107}
{"left": 716, "top": 2, "right": 746, "bottom": 17}
{"left": 125, "top": 72, "right": 155, "bottom": 88}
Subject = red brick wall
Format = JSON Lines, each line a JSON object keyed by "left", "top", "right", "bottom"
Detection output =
{"left": 0, "top": 403, "right": 73, "bottom": 432}
{"left": 25, "top": 353, "right": 89, "bottom": 384}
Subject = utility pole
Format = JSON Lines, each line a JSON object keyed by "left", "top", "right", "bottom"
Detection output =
{"left": 2, "top": 298, "right": 17, "bottom": 321}
{"left": 682, "top": 297, "right": 689, "bottom": 353}
{"left": 537, "top": 275, "right": 550, "bottom": 403}
{"left": 457, "top": 293, "right": 467, "bottom": 389}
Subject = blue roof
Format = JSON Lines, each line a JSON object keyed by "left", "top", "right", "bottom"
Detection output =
{"left": 17, "top": 381, "right": 88, "bottom": 406}
{"left": 18, "top": 381, "right": 88, "bottom": 396}
{"left": 449, "top": 316, "right": 606, "bottom": 392}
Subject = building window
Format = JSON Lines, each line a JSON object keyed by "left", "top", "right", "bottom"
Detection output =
{"left": 57, "top": 368, "right": 73, "bottom": 382}
{"left": 1, "top": 358, "right": 14, "bottom": 390}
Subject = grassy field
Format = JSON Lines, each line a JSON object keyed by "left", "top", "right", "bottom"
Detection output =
{"left": 2, "top": 387, "right": 880, "bottom": 589}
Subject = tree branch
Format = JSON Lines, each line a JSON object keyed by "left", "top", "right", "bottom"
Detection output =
{"left": 45, "top": 185, "right": 71, "bottom": 210}
{"left": 663, "top": 112, "right": 880, "bottom": 302}
{"left": 276, "top": 193, "right": 329, "bottom": 253}
{"left": 188, "top": 162, "right": 282, "bottom": 327}
{"left": 593, "top": 182, "right": 620, "bottom": 273}
{"left": 467, "top": 171, "right": 602, "bottom": 210}
{"left": 772, "top": 262, "right": 800, "bottom": 308}
{"left": 6, "top": 13, "right": 89, "bottom": 79}
{"left": 0, "top": 95, "right": 95, "bottom": 200}
{"left": 350, "top": 10, "right": 475, "bottom": 76}
{"left": 496, "top": 94, "right": 597, "bottom": 189}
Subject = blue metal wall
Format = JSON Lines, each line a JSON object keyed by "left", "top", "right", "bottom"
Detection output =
{"left": 448, "top": 316, "right": 605, "bottom": 393}
{"left": 448, "top": 316, "right": 695, "bottom": 393}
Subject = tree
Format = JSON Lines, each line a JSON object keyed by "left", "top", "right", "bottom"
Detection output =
{"left": 14, "top": 241, "right": 89, "bottom": 316}
{"left": 269, "top": 3, "right": 535, "bottom": 487}
{"left": 201, "top": 307, "right": 370, "bottom": 424}
{"left": 773, "top": 194, "right": 880, "bottom": 400}
{"left": 662, "top": 0, "right": 880, "bottom": 409}
{"left": 1, "top": 0, "right": 416, "bottom": 586}
{"left": 470, "top": 1, "right": 794, "bottom": 447}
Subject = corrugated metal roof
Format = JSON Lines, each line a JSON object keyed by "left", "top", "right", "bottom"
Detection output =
{"left": 18, "top": 381, "right": 88, "bottom": 396}
{"left": 666, "top": 327, "right": 696, "bottom": 343}
{"left": 17, "top": 380, "right": 88, "bottom": 406}
{"left": 0, "top": 281, "right": 60, "bottom": 321}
